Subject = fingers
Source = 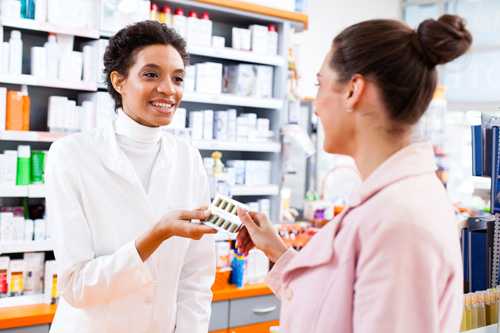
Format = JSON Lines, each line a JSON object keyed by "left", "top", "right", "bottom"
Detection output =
{"left": 248, "top": 211, "right": 268, "bottom": 228}
{"left": 185, "top": 224, "right": 217, "bottom": 240}
{"left": 178, "top": 209, "right": 210, "bottom": 221}
{"left": 237, "top": 208, "right": 259, "bottom": 233}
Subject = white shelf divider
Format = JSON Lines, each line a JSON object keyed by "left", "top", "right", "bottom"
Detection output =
{"left": 0, "top": 130, "right": 64, "bottom": 142}
{"left": 192, "top": 140, "right": 281, "bottom": 153}
{"left": 0, "top": 240, "right": 53, "bottom": 255}
{"left": 0, "top": 74, "right": 97, "bottom": 91}
{"left": 0, "top": 185, "right": 28, "bottom": 197}
{"left": 187, "top": 45, "right": 285, "bottom": 67}
{"left": 231, "top": 185, "right": 279, "bottom": 196}
{"left": 1, "top": 17, "right": 99, "bottom": 39}
{"left": 28, "top": 184, "right": 46, "bottom": 198}
{"left": 0, "top": 294, "right": 46, "bottom": 308}
{"left": 182, "top": 92, "right": 283, "bottom": 109}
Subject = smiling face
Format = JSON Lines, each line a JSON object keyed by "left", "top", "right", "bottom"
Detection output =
{"left": 110, "top": 44, "right": 185, "bottom": 127}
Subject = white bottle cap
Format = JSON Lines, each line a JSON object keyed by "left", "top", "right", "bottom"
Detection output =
{"left": 17, "top": 145, "right": 31, "bottom": 158}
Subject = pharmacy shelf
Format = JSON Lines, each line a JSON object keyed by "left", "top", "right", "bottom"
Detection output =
{"left": 231, "top": 185, "right": 279, "bottom": 196}
{"left": 183, "top": 92, "right": 283, "bottom": 109}
{"left": 0, "top": 240, "right": 53, "bottom": 255}
{"left": 0, "top": 17, "right": 100, "bottom": 39}
{"left": 187, "top": 45, "right": 285, "bottom": 67}
{"left": 0, "top": 74, "right": 97, "bottom": 91}
{"left": 0, "top": 294, "right": 46, "bottom": 309}
{"left": 0, "top": 130, "right": 64, "bottom": 143}
{"left": 193, "top": 140, "right": 281, "bottom": 152}
{"left": 464, "top": 325, "right": 497, "bottom": 333}
{"left": 0, "top": 185, "right": 45, "bottom": 198}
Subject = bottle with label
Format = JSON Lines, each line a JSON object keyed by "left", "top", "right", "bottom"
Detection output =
{"left": 16, "top": 145, "right": 31, "bottom": 185}
{"left": 6, "top": 90, "right": 23, "bottom": 130}
{"left": 267, "top": 24, "right": 278, "bottom": 56}
{"left": 200, "top": 12, "right": 213, "bottom": 47}
{"left": 0, "top": 257, "right": 9, "bottom": 298}
{"left": 21, "top": 85, "right": 30, "bottom": 131}
{"left": 150, "top": 3, "right": 160, "bottom": 21}
{"left": 160, "top": 6, "right": 172, "bottom": 25}
{"left": 172, "top": 8, "right": 187, "bottom": 38}
{"left": 21, "top": 0, "right": 35, "bottom": 19}
{"left": 45, "top": 33, "right": 60, "bottom": 80}
{"left": 9, "top": 30, "right": 23, "bottom": 75}
{"left": 186, "top": 11, "right": 199, "bottom": 46}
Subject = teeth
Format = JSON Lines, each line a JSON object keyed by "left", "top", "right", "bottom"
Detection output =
{"left": 151, "top": 102, "right": 174, "bottom": 109}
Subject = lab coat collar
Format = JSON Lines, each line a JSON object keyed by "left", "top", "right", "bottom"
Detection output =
{"left": 281, "top": 142, "right": 437, "bottom": 278}
{"left": 97, "top": 121, "right": 170, "bottom": 188}
{"left": 347, "top": 142, "right": 437, "bottom": 207}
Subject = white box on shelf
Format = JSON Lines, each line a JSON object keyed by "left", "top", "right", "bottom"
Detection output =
{"left": 258, "top": 198, "right": 271, "bottom": 217}
{"left": 169, "top": 107, "right": 186, "bottom": 130}
{"left": 0, "top": 212, "right": 14, "bottom": 242}
{"left": 212, "top": 36, "right": 225, "bottom": 49}
{"left": 245, "top": 161, "right": 272, "bottom": 186}
{"left": 227, "top": 109, "right": 237, "bottom": 141}
{"left": 203, "top": 110, "right": 214, "bottom": 140}
{"left": 250, "top": 25, "right": 269, "bottom": 55}
{"left": 43, "top": 259, "right": 57, "bottom": 304}
{"left": 189, "top": 111, "right": 204, "bottom": 140}
{"left": 223, "top": 64, "right": 257, "bottom": 97}
{"left": 78, "top": 92, "right": 116, "bottom": 129}
{"left": 23, "top": 252, "right": 45, "bottom": 295}
{"left": 185, "top": 65, "right": 196, "bottom": 92}
{"left": 214, "top": 111, "right": 228, "bottom": 141}
{"left": 256, "top": 65, "right": 274, "bottom": 98}
{"left": 13, "top": 216, "right": 25, "bottom": 241}
{"left": 226, "top": 160, "right": 246, "bottom": 185}
{"left": 195, "top": 62, "right": 222, "bottom": 94}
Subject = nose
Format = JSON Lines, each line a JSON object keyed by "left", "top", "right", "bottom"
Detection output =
{"left": 157, "top": 76, "right": 176, "bottom": 95}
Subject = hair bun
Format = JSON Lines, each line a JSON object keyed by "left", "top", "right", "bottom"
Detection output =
{"left": 414, "top": 14, "right": 472, "bottom": 67}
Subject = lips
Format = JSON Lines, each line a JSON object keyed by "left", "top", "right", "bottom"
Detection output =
{"left": 150, "top": 100, "right": 176, "bottom": 114}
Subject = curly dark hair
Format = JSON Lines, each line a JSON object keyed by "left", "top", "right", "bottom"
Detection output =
{"left": 103, "top": 20, "right": 189, "bottom": 109}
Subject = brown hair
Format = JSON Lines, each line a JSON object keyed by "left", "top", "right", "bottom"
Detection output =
{"left": 330, "top": 15, "right": 472, "bottom": 125}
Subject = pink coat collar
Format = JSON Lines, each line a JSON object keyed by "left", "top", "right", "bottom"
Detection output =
{"left": 283, "top": 142, "right": 438, "bottom": 278}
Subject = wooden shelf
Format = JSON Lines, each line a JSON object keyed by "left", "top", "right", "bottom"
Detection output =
{"left": 196, "top": 0, "right": 308, "bottom": 29}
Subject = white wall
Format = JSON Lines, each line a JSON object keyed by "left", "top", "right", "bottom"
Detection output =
{"left": 295, "top": 0, "right": 401, "bottom": 97}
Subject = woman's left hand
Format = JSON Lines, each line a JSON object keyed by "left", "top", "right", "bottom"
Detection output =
{"left": 236, "top": 208, "right": 288, "bottom": 263}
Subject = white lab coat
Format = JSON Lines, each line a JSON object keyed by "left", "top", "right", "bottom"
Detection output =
{"left": 45, "top": 121, "right": 216, "bottom": 333}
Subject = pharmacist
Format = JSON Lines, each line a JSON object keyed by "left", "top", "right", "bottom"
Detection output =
{"left": 46, "top": 21, "right": 216, "bottom": 333}
{"left": 237, "top": 15, "right": 472, "bottom": 333}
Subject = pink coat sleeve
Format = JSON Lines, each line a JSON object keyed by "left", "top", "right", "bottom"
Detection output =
{"left": 265, "top": 248, "right": 298, "bottom": 300}
{"left": 353, "top": 220, "right": 457, "bottom": 333}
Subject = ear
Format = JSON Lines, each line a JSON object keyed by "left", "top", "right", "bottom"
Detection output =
{"left": 344, "top": 74, "right": 365, "bottom": 111}
{"left": 110, "top": 71, "right": 126, "bottom": 95}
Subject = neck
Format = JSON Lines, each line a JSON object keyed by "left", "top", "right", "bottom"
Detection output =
{"left": 352, "top": 128, "right": 411, "bottom": 181}
{"left": 115, "top": 109, "right": 161, "bottom": 144}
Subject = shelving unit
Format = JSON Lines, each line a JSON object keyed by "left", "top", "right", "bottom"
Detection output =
{"left": 0, "top": 74, "right": 97, "bottom": 91}
{"left": 182, "top": 92, "right": 284, "bottom": 109}
{"left": 0, "top": 131, "right": 281, "bottom": 152}
{"left": 187, "top": 45, "right": 285, "bottom": 66}
{"left": 0, "top": 294, "right": 46, "bottom": 309}
{"left": 0, "top": 241, "right": 53, "bottom": 255}
{"left": 0, "top": 17, "right": 99, "bottom": 39}
{"left": 232, "top": 185, "right": 279, "bottom": 196}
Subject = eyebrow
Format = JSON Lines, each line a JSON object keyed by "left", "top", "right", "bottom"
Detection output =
{"left": 141, "top": 64, "right": 185, "bottom": 75}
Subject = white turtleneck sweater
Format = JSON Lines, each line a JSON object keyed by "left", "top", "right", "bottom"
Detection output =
{"left": 114, "top": 109, "right": 161, "bottom": 191}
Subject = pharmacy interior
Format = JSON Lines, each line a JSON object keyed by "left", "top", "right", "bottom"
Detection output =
{"left": 0, "top": 0, "right": 497, "bottom": 332}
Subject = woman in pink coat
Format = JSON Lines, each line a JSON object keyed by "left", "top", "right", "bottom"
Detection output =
{"left": 236, "top": 15, "right": 472, "bottom": 333}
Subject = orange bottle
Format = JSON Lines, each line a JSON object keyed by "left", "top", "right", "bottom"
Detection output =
{"left": 6, "top": 90, "right": 23, "bottom": 130}
{"left": 21, "top": 85, "right": 30, "bottom": 131}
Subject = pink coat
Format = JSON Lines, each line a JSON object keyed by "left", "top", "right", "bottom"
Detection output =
{"left": 267, "top": 143, "right": 463, "bottom": 333}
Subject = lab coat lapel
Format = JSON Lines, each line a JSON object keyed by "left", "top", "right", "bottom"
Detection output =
{"left": 97, "top": 122, "right": 158, "bottom": 219}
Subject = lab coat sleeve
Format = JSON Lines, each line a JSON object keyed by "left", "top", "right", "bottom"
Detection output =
{"left": 175, "top": 151, "right": 216, "bottom": 333}
{"left": 46, "top": 141, "right": 155, "bottom": 308}
{"left": 353, "top": 219, "right": 451, "bottom": 333}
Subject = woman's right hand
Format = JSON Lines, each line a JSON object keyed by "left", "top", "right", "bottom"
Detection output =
{"left": 136, "top": 208, "right": 216, "bottom": 262}
{"left": 236, "top": 208, "right": 288, "bottom": 263}
{"left": 155, "top": 208, "right": 217, "bottom": 241}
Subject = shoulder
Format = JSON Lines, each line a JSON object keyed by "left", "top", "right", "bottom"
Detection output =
{"left": 48, "top": 128, "right": 105, "bottom": 165}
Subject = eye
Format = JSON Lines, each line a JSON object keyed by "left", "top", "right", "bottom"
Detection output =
{"left": 143, "top": 72, "right": 159, "bottom": 79}
{"left": 174, "top": 76, "right": 184, "bottom": 84}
